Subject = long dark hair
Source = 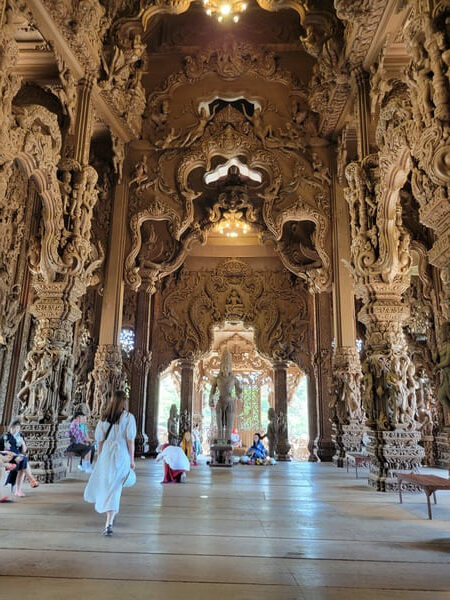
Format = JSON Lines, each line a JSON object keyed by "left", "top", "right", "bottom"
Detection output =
{"left": 102, "top": 390, "right": 128, "bottom": 425}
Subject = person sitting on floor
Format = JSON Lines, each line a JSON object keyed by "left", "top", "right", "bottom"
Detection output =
{"left": 230, "top": 428, "right": 241, "bottom": 448}
{"left": 0, "top": 450, "right": 17, "bottom": 502}
{"left": 156, "top": 443, "right": 190, "bottom": 484}
{"left": 246, "top": 433, "right": 268, "bottom": 463}
{"left": 0, "top": 419, "right": 39, "bottom": 496}
{"left": 67, "top": 412, "right": 95, "bottom": 473}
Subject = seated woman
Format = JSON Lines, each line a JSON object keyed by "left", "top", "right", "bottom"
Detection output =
{"left": 230, "top": 428, "right": 241, "bottom": 448}
{"left": 246, "top": 433, "right": 268, "bottom": 462}
{"left": 0, "top": 419, "right": 39, "bottom": 496}
{"left": 67, "top": 412, "right": 95, "bottom": 473}
{"left": 156, "top": 443, "right": 190, "bottom": 483}
{"left": 0, "top": 451, "right": 16, "bottom": 502}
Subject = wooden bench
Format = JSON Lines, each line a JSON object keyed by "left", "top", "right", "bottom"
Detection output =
{"left": 395, "top": 472, "right": 450, "bottom": 520}
{"left": 346, "top": 452, "right": 370, "bottom": 478}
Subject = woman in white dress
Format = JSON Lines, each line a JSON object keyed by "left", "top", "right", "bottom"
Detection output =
{"left": 84, "top": 390, "right": 136, "bottom": 536}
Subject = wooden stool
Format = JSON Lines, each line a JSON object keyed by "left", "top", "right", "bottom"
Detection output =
{"left": 346, "top": 452, "right": 370, "bottom": 478}
{"left": 395, "top": 472, "right": 450, "bottom": 520}
{"left": 66, "top": 452, "right": 76, "bottom": 472}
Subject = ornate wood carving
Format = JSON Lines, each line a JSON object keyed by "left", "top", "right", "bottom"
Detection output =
{"left": 154, "top": 258, "right": 312, "bottom": 374}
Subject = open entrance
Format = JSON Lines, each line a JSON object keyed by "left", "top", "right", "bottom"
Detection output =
{"left": 158, "top": 367, "right": 180, "bottom": 446}
{"left": 156, "top": 321, "right": 309, "bottom": 460}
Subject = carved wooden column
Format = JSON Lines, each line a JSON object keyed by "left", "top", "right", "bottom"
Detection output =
{"left": 73, "top": 76, "right": 94, "bottom": 164}
{"left": 402, "top": 4, "right": 450, "bottom": 466}
{"left": 89, "top": 176, "right": 128, "bottom": 419}
{"left": 14, "top": 73, "right": 103, "bottom": 481}
{"left": 19, "top": 283, "right": 84, "bottom": 481}
{"left": 306, "top": 373, "right": 319, "bottom": 461}
{"left": 330, "top": 165, "right": 363, "bottom": 467}
{"left": 145, "top": 363, "right": 160, "bottom": 456}
{"left": 360, "top": 288, "right": 424, "bottom": 491}
{"left": 129, "top": 286, "right": 151, "bottom": 455}
{"left": 179, "top": 359, "right": 195, "bottom": 436}
{"left": 352, "top": 67, "right": 371, "bottom": 160}
{"left": 314, "top": 292, "right": 334, "bottom": 462}
{"left": 345, "top": 157, "right": 425, "bottom": 491}
{"left": 273, "top": 361, "right": 291, "bottom": 461}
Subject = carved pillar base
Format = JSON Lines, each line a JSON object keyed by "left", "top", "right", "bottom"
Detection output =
{"left": 332, "top": 423, "right": 346, "bottom": 467}
{"left": 135, "top": 432, "right": 149, "bottom": 456}
{"left": 21, "top": 421, "right": 70, "bottom": 483}
{"left": 275, "top": 438, "right": 292, "bottom": 462}
{"left": 436, "top": 431, "right": 450, "bottom": 469}
{"left": 331, "top": 347, "right": 363, "bottom": 467}
{"left": 308, "top": 438, "right": 319, "bottom": 462}
{"left": 342, "top": 421, "right": 365, "bottom": 452}
{"left": 316, "top": 439, "right": 334, "bottom": 462}
{"left": 420, "top": 434, "right": 435, "bottom": 467}
{"left": 367, "top": 430, "right": 425, "bottom": 492}
{"left": 332, "top": 421, "right": 364, "bottom": 467}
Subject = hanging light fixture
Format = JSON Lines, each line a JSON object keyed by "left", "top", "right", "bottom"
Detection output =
{"left": 203, "top": 0, "right": 247, "bottom": 23}
{"left": 216, "top": 211, "right": 251, "bottom": 237}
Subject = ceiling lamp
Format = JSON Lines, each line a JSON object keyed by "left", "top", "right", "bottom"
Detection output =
{"left": 216, "top": 211, "right": 251, "bottom": 237}
{"left": 203, "top": 0, "right": 247, "bottom": 23}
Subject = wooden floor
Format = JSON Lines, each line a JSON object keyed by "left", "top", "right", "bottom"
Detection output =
{"left": 1, "top": 460, "right": 450, "bottom": 600}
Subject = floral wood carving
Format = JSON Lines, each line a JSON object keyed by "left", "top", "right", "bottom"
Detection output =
{"left": 157, "top": 259, "right": 312, "bottom": 372}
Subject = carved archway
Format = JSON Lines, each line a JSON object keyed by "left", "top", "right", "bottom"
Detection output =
{"left": 126, "top": 49, "right": 332, "bottom": 295}
{"left": 152, "top": 258, "right": 313, "bottom": 376}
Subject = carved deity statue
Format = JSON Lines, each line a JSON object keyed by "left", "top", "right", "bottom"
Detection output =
{"left": 167, "top": 403, "right": 179, "bottom": 445}
{"left": 209, "top": 348, "right": 242, "bottom": 442}
{"left": 103, "top": 33, "right": 146, "bottom": 91}
{"left": 266, "top": 407, "right": 278, "bottom": 458}
{"left": 416, "top": 369, "right": 433, "bottom": 437}
{"left": 18, "top": 346, "right": 63, "bottom": 422}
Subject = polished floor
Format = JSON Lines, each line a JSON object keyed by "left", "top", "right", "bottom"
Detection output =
{"left": 0, "top": 460, "right": 449, "bottom": 600}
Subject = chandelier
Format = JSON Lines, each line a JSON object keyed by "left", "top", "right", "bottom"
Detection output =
{"left": 203, "top": 0, "right": 248, "bottom": 23}
{"left": 216, "top": 211, "right": 251, "bottom": 237}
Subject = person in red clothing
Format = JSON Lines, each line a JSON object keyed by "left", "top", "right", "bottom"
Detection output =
{"left": 156, "top": 443, "right": 190, "bottom": 483}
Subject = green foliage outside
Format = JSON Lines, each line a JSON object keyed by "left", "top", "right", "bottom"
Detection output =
{"left": 288, "top": 377, "right": 308, "bottom": 437}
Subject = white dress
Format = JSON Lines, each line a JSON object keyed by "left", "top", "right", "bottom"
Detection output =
{"left": 84, "top": 411, "right": 136, "bottom": 514}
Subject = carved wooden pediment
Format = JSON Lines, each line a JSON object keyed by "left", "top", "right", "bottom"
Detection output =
{"left": 156, "top": 258, "right": 312, "bottom": 371}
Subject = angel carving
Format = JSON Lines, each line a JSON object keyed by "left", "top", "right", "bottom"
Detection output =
{"left": 242, "top": 105, "right": 273, "bottom": 145}
{"left": 180, "top": 105, "right": 217, "bottom": 148}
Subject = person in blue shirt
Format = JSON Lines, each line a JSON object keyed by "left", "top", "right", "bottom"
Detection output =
{"left": 246, "top": 433, "right": 268, "bottom": 462}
